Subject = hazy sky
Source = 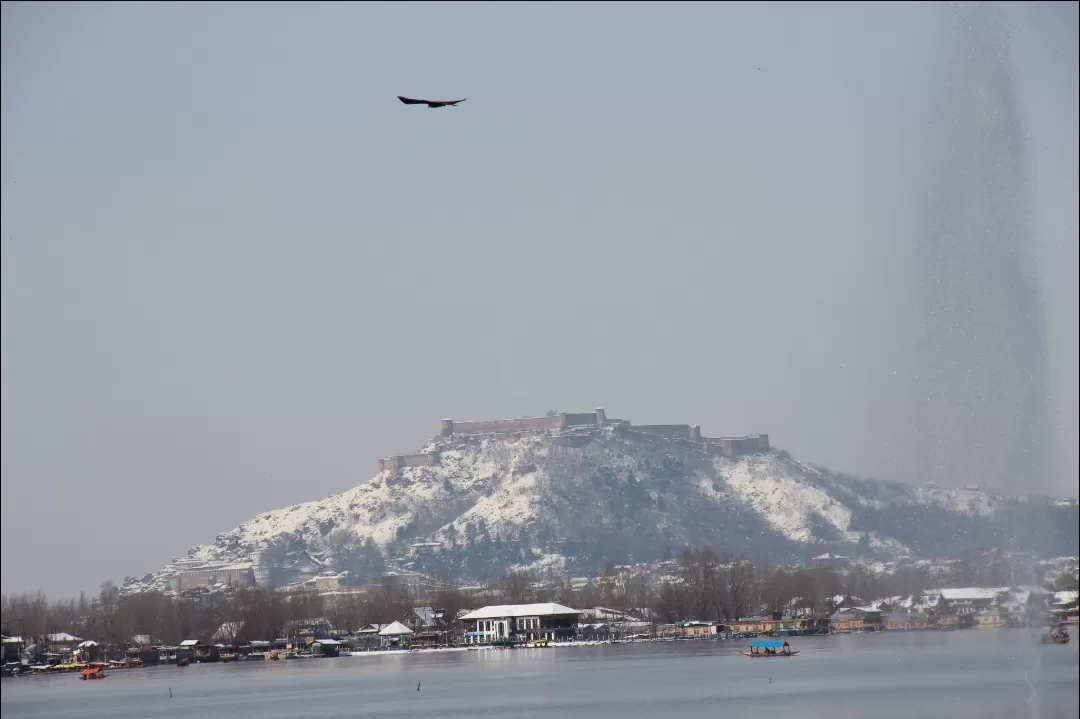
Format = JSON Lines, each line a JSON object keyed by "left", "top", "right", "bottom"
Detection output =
{"left": 2, "top": 1, "right": 1077, "bottom": 598}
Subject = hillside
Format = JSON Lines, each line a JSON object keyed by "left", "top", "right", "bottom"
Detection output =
{"left": 124, "top": 423, "right": 1079, "bottom": 593}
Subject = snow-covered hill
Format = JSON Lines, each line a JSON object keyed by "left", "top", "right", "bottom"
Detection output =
{"left": 124, "top": 426, "right": 1079, "bottom": 593}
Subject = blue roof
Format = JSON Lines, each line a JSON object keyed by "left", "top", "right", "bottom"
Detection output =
{"left": 751, "top": 639, "right": 788, "bottom": 648}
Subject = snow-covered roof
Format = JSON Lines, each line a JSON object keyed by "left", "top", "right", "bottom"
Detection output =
{"left": 459, "top": 603, "right": 581, "bottom": 620}
{"left": 936, "top": 587, "right": 1007, "bottom": 601}
{"left": 45, "top": 632, "right": 83, "bottom": 643}
{"left": 313, "top": 638, "right": 342, "bottom": 645}
{"left": 579, "top": 607, "right": 635, "bottom": 621}
{"left": 1052, "top": 591, "right": 1078, "bottom": 607}
{"left": 1010, "top": 590, "right": 1035, "bottom": 606}
{"left": 358, "top": 623, "right": 390, "bottom": 634}
{"left": 377, "top": 621, "right": 414, "bottom": 636}
{"left": 76, "top": 640, "right": 99, "bottom": 648}
{"left": 831, "top": 606, "right": 880, "bottom": 618}
{"left": 406, "top": 607, "right": 440, "bottom": 626}
{"left": 179, "top": 639, "right": 199, "bottom": 647}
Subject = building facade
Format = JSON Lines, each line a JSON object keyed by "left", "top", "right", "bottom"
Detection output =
{"left": 460, "top": 603, "right": 581, "bottom": 644}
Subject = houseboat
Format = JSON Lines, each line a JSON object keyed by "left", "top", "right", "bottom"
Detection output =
{"left": 741, "top": 639, "right": 798, "bottom": 658}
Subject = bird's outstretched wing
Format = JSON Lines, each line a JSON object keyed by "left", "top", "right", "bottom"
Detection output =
{"left": 398, "top": 96, "right": 427, "bottom": 105}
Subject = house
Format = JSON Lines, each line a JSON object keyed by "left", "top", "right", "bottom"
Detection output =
{"left": 178, "top": 639, "right": 220, "bottom": 663}
{"left": 407, "top": 542, "right": 443, "bottom": 557}
{"left": 975, "top": 608, "right": 1009, "bottom": 628}
{"left": 42, "top": 632, "right": 84, "bottom": 656}
{"left": 677, "top": 621, "right": 720, "bottom": 637}
{"left": 401, "top": 607, "right": 452, "bottom": 646}
{"left": 789, "top": 616, "right": 831, "bottom": 634}
{"left": 830, "top": 611, "right": 864, "bottom": 632}
{"left": 174, "top": 561, "right": 255, "bottom": 591}
{"left": 459, "top": 603, "right": 581, "bottom": 644}
{"left": 377, "top": 621, "right": 414, "bottom": 649}
{"left": 882, "top": 613, "right": 926, "bottom": 630}
{"left": 124, "top": 646, "right": 161, "bottom": 666}
{"left": 354, "top": 624, "right": 391, "bottom": 651}
{"left": 579, "top": 607, "right": 636, "bottom": 623}
{"left": 156, "top": 646, "right": 181, "bottom": 664}
{"left": 71, "top": 640, "right": 103, "bottom": 663}
{"left": 309, "top": 638, "right": 342, "bottom": 657}
{"left": 194, "top": 643, "right": 221, "bottom": 662}
{"left": 729, "top": 616, "right": 771, "bottom": 634}
{"left": 2, "top": 636, "right": 25, "bottom": 665}
{"left": 931, "top": 611, "right": 964, "bottom": 630}
{"left": 1050, "top": 591, "right": 1079, "bottom": 624}
{"left": 830, "top": 607, "right": 883, "bottom": 632}
{"left": 578, "top": 622, "right": 615, "bottom": 641}
{"left": 577, "top": 607, "right": 653, "bottom": 637}
{"left": 933, "top": 588, "right": 1009, "bottom": 616}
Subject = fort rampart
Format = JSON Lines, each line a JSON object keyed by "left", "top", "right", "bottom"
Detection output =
{"left": 378, "top": 407, "right": 769, "bottom": 471}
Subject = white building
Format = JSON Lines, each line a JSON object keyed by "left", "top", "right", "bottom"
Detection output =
{"left": 459, "top": 603, "right": 581, "bottom": 644}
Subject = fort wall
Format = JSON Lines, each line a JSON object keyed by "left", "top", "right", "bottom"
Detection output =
{"left": 562, "top": 412, "right": 600, "bottom": 427}
{"left": 380, "top": 409, "right": 768, "bottom": 471}
{"left": 441, "top": 416, "right": 563, "bottom": 436}
{"left": 631, "top": 424, "right": 695, "bottom": 440}
{"left": 441, "top": 408, "right": 607, "bottom": 437}
{"left": 704, "top": 434, "right": 771, "bottom": 457}
{"left": 378, "top": 451, "right": 440, "bottom": 473}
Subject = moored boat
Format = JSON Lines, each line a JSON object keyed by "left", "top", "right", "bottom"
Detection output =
{"left": 741, "top": 639, "right": 798, "bottom": 658}
{"left": 80, "top": 667, "right": 107, "bottom": 680}
{"left": 1039, "top": 626, "right": 1070, "bottom": 645}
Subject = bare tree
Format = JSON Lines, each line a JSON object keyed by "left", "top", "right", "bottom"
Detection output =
{"left": 722, "top": 559, "right": 755, "bottom": 620}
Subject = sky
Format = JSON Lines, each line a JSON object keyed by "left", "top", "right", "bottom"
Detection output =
{"left": 2, "top": 1, "right": 1077, "bottom": 599}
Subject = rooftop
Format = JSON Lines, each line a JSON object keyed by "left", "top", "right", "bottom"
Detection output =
{"left": 459, "top": 603, "right": 581, "bottom": 620}
{"left": 935, "top": 587, "right": 1009, "bottom": 601}
{"left": 377, "top": 621, "right": 414, "bottom": 636}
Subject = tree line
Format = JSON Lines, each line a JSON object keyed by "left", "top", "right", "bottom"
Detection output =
{"left": 3, "top": 545, "right": 1073, "bottom": 650}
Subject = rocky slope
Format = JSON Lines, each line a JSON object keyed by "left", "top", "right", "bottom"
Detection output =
{"left": 125, "top": 426, "right": 1078, "bottom": 592}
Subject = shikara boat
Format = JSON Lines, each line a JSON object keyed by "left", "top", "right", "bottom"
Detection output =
{"left": 1039, "top": 626, "right": 1070, "bottom": 645}
{"left": 80, "top": 666, "right": 108, "bottom": 680}
{"left": 741, "top": 639, "right": 799, "bottom": 658}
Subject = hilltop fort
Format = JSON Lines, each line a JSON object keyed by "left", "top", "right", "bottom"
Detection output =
{"left": 377, "top": 408, "right": 769, "bottom": 473}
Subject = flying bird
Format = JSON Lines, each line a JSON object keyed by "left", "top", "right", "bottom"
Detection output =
{"left": 398, "top": 95, "right": 466, "bottom": 108}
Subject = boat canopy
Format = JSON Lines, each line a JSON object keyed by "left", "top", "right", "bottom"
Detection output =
{"left": 751, "top": 639, "right": 789, "bottom": 648}
{"left": 81, "top": 667, "right": 102, "bottom": 676}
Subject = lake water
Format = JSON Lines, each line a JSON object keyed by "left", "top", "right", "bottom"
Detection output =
{"left": 2, "top": 631, "right": 1077, "bottom": 718}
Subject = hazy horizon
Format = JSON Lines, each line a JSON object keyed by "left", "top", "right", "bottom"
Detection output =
{"left": 3, "top": 1, "right": 1077, "bottom": 599}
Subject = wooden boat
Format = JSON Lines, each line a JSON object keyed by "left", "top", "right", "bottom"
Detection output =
{"left": 80, "top": 667, "right": 107, "bottom": 680}
{"left": 1039, "top": 626, "right": 1070, "bottom": 645}
{"left": 741, "top": 639, "right": 798, "bottom": 658}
